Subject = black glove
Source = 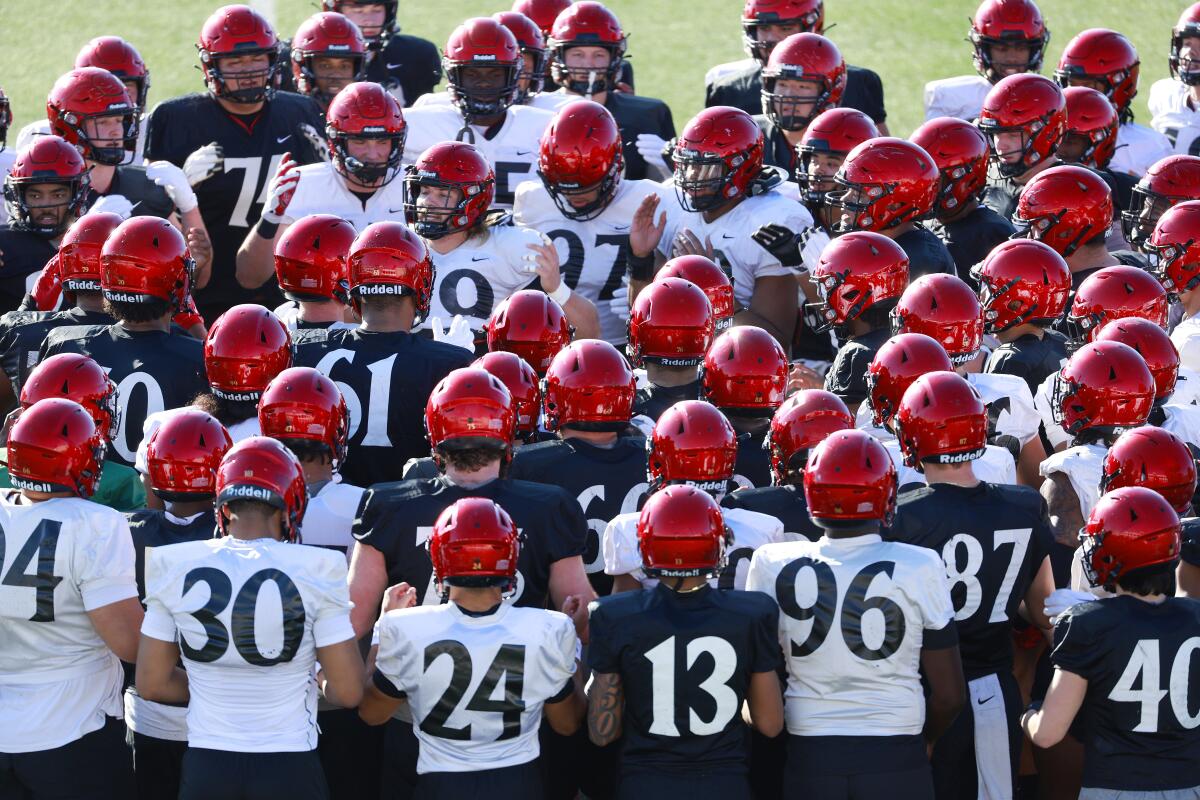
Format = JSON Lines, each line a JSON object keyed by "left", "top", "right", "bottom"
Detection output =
{"left": 752, "top": 223, "right": 805, "bottom": 268}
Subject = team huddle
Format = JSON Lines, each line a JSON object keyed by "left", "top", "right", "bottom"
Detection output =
{"left": 2, "top": 0, "right": 1200, "bottom": 799}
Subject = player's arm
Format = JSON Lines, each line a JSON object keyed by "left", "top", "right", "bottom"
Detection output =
{"left": 1021, "top": 667, "right": 1087, "bottom": 748}
{"left": 919, "top": 638, "right": 966, "bottom": 747}
{"left": 1017, "top": 436, "right": 1047, "bottom": 488}
{"left": 737, "top": 274, "right": 798, "bottom": 351}
{"left": 745, "top": 670, "right": 785, "bottom": 738}
{"left": 527, "top": 241, "right": 601, "bottom": 341}
{"left": 610, "top": 573, "right": 642, "bottom": 593}
{"left": 348, "top": 541, "right": 390, "bottom": 639}
{"left": 586, "top": 671, "right": 624, "bottom": 746}
{"left": 1180, "top": 561, "right": 1200, "bottom": 598}
{"left": 1040, "top": 473, "right": 1084, "bottom": 549}
{"left": 87, "top": 596, "right": 145, "bottom": 663}
{"left": 316, "top": 638, "right": 365, "bottom": 709}
{"left": 235, "top": 154, "right": 300, "bottom": 289}
{"left": 182, "top": 210, "right": 212, "bottom": 290}
{"left": 549, "top": 556, "right": 597, "bottom": 643}
{"left": 627, "top": 193, "right": 669, "bottom": 302}
{"left": 1021, "top": 555, "right": 1056, "bottom": 633}
{"left": 135, "top": 634, "right": 190, "bottom": 704}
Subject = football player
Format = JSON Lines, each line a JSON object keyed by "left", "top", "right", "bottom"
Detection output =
{"left": 746, "top": 429, "right": 965, "bottom": 799}
{"left": 514, "top": 99, "right": 673, "bottom": 345}
{"left": 1059, "top": 86, "right": 1131, "bottom": 200}
{"left": 235, "top": 81, "right": 408, "bottom": 291}
{"left": 627, "top": 277, "right": 715, "bottom": 423}
{"left": 701, "top": 325, "right": 789, "bottom": 488}
{"left": 1147, "top": 200, "right": 1200, "bottom": 371}
{"left": 0, "top": 85, "right": 13, "bottom": 223}
{"left": 603, "top": 400, "right": 786, "bottom": 592}
{"left": 137, "top": 436, "right": 363, "bottom": 800}
{"left": 1093, "top": 318, "right": 1200, "bottom": 438}
{"left": 287, "top": 12, "right": 368, "bottom": 111}
{"left": 653, "top": 254, "right": 736, "bottom": 332}
{"left": 144, "top": 4, "right": 326, "bottom": 322}
{"left": 1023, "top": 487, "right": 1200, "bottom": 798}
{"left": 1150, "top": 3, "right": 1200, "bottom": 154}
{"left": 978, "top": 73, "right": 1066, "bottom": 221}
{"left": 887, "top": 371, "right": 1055, "bottom": 800}
{"left": 124, "top": 409, "right": 230, "bottom": 800}
{"left": 485, "top": 288, "right": 574, "bottom": 375}
{"left": 270, "top": 214, "right": 357, "bottom": 331}
{"left": 360, "top": 497, "right": 584, "bottom": 795}
{"left": 789, "top": 107, "right": 879, "bottom": 235}
{"left": 754, "top": 33, "right": 846, "bottom": 173}
{"left": 912, "top": 116, "right": 1016, "bottom": 278}
{"left": 320, "top": 0, "right": 442, "bottom": 106}
{"left": 1122, "top": 154, "right": 1200, "bottom": 253}
{"left": 293, "top": 222, "right": 473, "bottom": 485}
{"left": 924, "top": 0, "right": 1048, "bottom": 122}
{"left": 0, "top": 399, "right": 143, "bottom": 798}
{"left": 39, "top": 217, "right": 208, "bottom": 469}
{"left": 587, "top": 486, "right": 784, "bottom": 800}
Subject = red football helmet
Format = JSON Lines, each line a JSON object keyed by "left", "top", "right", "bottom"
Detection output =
{"left": 1055, "top": 28, "right": 1140, "bottom": 120}
{"left": 291, "top": 13, "right": 368, "bottom": 108}
{"left": 47, "top": 67, "right": 139, "bottom": 166}
{"left": 1059, "top": 87, "right": 1119, "bottom": 170}
{"left": 1171, "top": 3, "right": 1200, "bottom": 85}
{"left": 325, "top": 81, "right": 406, "bottom": 186}
{"left": 3, "top": 136, "right": 90, "bottom": 237}
{"left": 670, "top": 106, "right": 765, "bottom": 213}
{"left": 444, "top": 17, "right": 522, "bottom": 119}
{"left": 145, "top": 409, "right": 234, "bottom": 500}
{"left": 910, "top": 117, "right": 991, "bottom": 217}
{"left": 346, "top": 221, "right": 434, "bottom": 318}
{"left": 1081, "top": 486, "right": 1181, "bottom": 587}
{"left": 75, "top": 36, "right": 151, "bottom": 110}
{"left": 655, "top": 256, "right": 735, "bottom": 331}
{"left": 485, "top": 290, "right": 572, "bottom": 375}
{"left": 197, "top": 5, "right": 282, "bottom": 104}
{"left": 795, "top": 107, "right": 879, "bottom": 206}
{"left": 258, "top": 366, "right": 350, "bottom": 468}
{"left": 1052, "top": 341, "right": 1155, "bottom": 437}
{"left": 831, "top": 137, "right": 939, "bottom": 233}
{"left": 494, "top": 11, "right": 548, "bottom": 103}
{"left": 894, "top": 371, "right": 988, "bottom": 469}
{"left": 627, "top": 278, "right": 715, "bottom": 367}
{"left": 1064, "top": 266, "right": 1169, "bottom": 345}
{"left": 1123, "top": 156, "right": 1200, "bottom": 251}
{"left": 1013, "top": 164, "right": 1114, "bottom": 257}
{"left": 1146, "top": 200, "right": 1200, "bottom": 297}
{"left": 473, "top": 351, "right": 542, "bottom": 437}
{"left": 7, "top": 398, "right": 105, "bottom": 498}
{"left": 274, "top": 214, "right": 356, "bottom": 304}
{"left": 805, "top": 231, "right": 909, "bottom": 333}
{"left": 512, "top": 0, "right": 571, "bottom": 38}
{"left": 424, "top": 366, "right": 516, "bottom": 454}
{"left": 892, "top": 275, "right": 984, "bottom": 365}
{"left": 760, "top": 33, "right": 846, "bottom": 132}
{"left": 970, "top": 239, "right": 1070, "bottom": 332}
{"left": 548, "top": 2, "right": 627, "bottom": 96}
{"left": 542, "top": 339, "right": 637, "bottom": 431}
{"left": 57, "top": 212, "right": 124, "bottom": 294}
{"left": 969, "top": 0, "right": 1049, "bottom": 82}
{"left": 321, "top": 1, "right": 398, "bottom": 47}
{"left": 638, "top": 485, "right": 727, "bottom": 578}
{"left": 204, "top": 305, "right": 293, "bottom": 402}
{"left": 978, "top": 74, "right": 1066, "bottom": 179}
{"left": 404, "top": 142, "right": 495, "bottom": 240}
{"left": 866, "top": 333, "right": 954, "bottom": 428}
{"left": 742, "top": 0, "right": 825, "bottom": 64}
{"left": 701, "top": 326, "right": 788, "bottom": 414}
{"left": 429, "top": 497, "right": 520, "bottom": 591}
{"left": 803, "top": 429, "right": 897, "bottom": 526}
{"left": 1101, "top": 427, "right": 1197, "bottom": 514}
{"left": 215, "top": 436, "right": 308, "bottom": 542}
{"left": 1093, "top": 317, "right": 1181, "bottom": 402}
{"left": 648, "top": 401, "right": 738, "bottom": 490}
{"left": 20, "top": 353, "right": 120, "bottom": 441}
{"left": 767, "top": 389, "right": 852, "bottom": 484}
{"left": 100, "top": 217, "right": 195, "bottom": 311}
{"left": 538, "top": 100, "right": 623, "bottom": 221}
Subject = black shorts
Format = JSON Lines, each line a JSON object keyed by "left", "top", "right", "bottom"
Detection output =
{"left": 178, "top": 747, "right": 329, "bottom": 800}
{"left": 931, "top": 671, "right": 1023, "bottom": 800}
{"left": 380, "top": 717, "right": 420, "bottom": 800}
{"left": 317, "top": 708, "right": 382, "bottom": 800}
{"left": 618, "top": 769, "right": 752, "bottom": 800}
{"left": 415, "top": 761, "right": 542, "bottom": 800}
{"left": 0, "top": 716, "right": 134, "bottom": 800}
{"left": 784, "top": 734, "right": 934, "bottom": 800}
{"left": 127, "top": 730, "right": 187, "bottom": 800}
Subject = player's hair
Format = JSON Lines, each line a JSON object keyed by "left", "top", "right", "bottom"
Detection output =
{"left": 1112, "top": 561, "right": 1178, "bottom": 597}
{"left": 279, "top": 437, "right": 333, "bottom": 465}
{"left": 221, "top": 498, "right": 279, "bottom": 521}
{"left": 357, "top": 292, "right": 412, "bottom": 313}
{"left": 104, "top": 296, "right": 172, "bottom": 323}
{"left": 444, "top": 575, "right": 511, "bottom": 589}
{"left": 192, "top": 393, "right": 260, "bottom": 426}
{"left": 435, "top": 443, "right": 505, "bottom": 472}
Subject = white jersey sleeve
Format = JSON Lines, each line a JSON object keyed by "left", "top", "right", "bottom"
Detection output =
{"left": 1159, "top": 402, "right": 1200, "bottom": 447}
{"left": 976, "top": 444, "right": 1018, "bottom": 486}
{"left": 968, "top": 370, "right": 1040, "bottom": 447}
{"left": 883, "top": 439, "right": 928, "bottom": 488}
{"left": 1172, "top": 313, "right": 1200, "bottom": 374}
{"left": 1172, "top": 366, "right": 1200, "bottom": 406}
{"left": 300, "top": 481, "right": 365, "bottom": 559}
{"left": 602, "top": 512, "right": 644, "bottom": 581}
{"left": 923, "top": 75, "right": 992, "bottom": 122}
{"left": 1111, "top": 122, "right": 1174, "bottom": 178}
{"left": 1034, "top": 373, "right": 1071, "bottom": 451}
{"left": 721, "top": 506, "right": 789, "bottom": 590}
{"left": 1039, "top": 443, "right": 1107, "bottom": 523}
{"left": 1149, "top": 78, "right": 1200, "bottom": 144}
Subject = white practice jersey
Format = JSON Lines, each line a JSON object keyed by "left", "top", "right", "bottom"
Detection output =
{"left": 1173, "top": 366, "right": 1200, "bottom": 406}
{"left": 1034, "top": 373, "right": 1069, "bottom": 451}
{"left": 271, "top": 301, "right": 357, "bottom": 332}
{"left": 923, "top": 75, "right": 992, "bottom": 122}
{"left": 660, "top": 188, "right": 814, "bottom": 310}
{"left": 300, "top": 480, "right": 364, "bottom": 559}
{"left": 134, "top": 407, "right": 259, "bottom": 475}
{"left": 286, "top": 161, "right": 407, "bottom": 229}
{"left": 1173, "top": 311, "right": 1200, "bottom": 374}
{"left": 401, "top": 104, "right": 553, "bottom": 209}
{"left": 0, "top": 148, "right": 16, "bottom": 226}
{"left": 1039, "top": 443, "right": 1106, "bottom": 523}
{"left": 410, "top": 90, "right": 570, "bottom": 114}
{"left": 422, "top": 223, "right": 545, "bottom": 333}
{"left": 1158, "top": 402, "right": 1200, "bottom": 447}
{"left": 0, "top": 494, "right": 137, "bottom": 753}
{"left": 16, "top": 117, "right": 147, "bottom": 164}
{"left": 967, "top": 370, "right": 1040, "bottom": 449}
{"left": 603, "top": 505, "right": 788, "bottom": 591}
{"left": 1038, "top": 370, "right": 1200, "bottom": 451}
{"left": 514, "top": 178, "right": 672, "bottom": 344}
{"left": 1110, "top": 122, "right": 1173, "bottom": 178}
{"left": 706, "top": 58, "right": 759, "bottom": 86}
{"left": 746, "top": 535, "right": 956, "bottom": 737}
{"left": 883, "top": 439, "right": 1017, "bottom": 489}
{"left": 375, "top": 602, "right": 577, "bottom": 774}
{"left": 1148, "top": 78, "right": 1200, "bottom": 156}
{"left": 142, "top": 537, "right": 355, "bottom": 752}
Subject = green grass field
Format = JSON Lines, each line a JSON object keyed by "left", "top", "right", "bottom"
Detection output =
{"left": 0, "top": 1, "right": 1189, "bottom": 141}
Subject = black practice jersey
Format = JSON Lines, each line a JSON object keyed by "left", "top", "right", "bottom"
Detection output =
{"left": 986, "top": 329, "right": 1069, "bottom": 396}
{"left": 733, "top": 428, "right": 771, "bottom": 489}
{"left": 894, "top": 225, "right": 957, "bottom": 280}
{"left": 982, "top": 169, "right": 1022, "bottom": 222}
{"left": 367, "top": 35, "right": 443, "bottom": 106}
{"left": 587, "top": 583, "right": 782, "bottom": 775}
{"left": 0, "top": 226, "right": 56, "bottom": 314}
{"left": 126, "top": 508, "right": 215, "bottom": 599}
{"left": 824, "top": 327, "right": 892, "bottom": 407}
{"left": 144, "top": 92, "right": 325, "bottom": 319}
{"left": 0, "top": 306, "right": 111, "bottom": 392}
{"left": 353, "top": 476, "right": 588, "bottom": 610}
{"left": 705, "top": 63, "right": 887, "bottom": 125}
{"left": 293, "top": 327, "right": 472, "bottom": 487}
{"left": 1184, "top": 518, "right": 1200, "bottom": 567}
{"left": 40, "top": 324, "right": 207, "bottom": 468}
{"left": 632, "top": 379, "right": 701, "bottom": 423}
{"left": 722, "top": 484, "right": 822, "bottom": 542}
{"left": 1097, "top": 167, "right": 1137, "bottom": 215}
{"left": 602, "top": 91, "right": 676, "bottom": 181}
{"left": 928, "top": 205, "right": 1016, "bottom": 283}
{"left": 85, "top": 165, "right": 175, "bottom": 220}
{"left": 755, "top": 114, "right": 797, "bottom": 176}
{"left": 1052, "top": 596, "right": 1200, "bottom": 792}
{"left": 508, "top": 435, "right": 649, "bottom": 594}
{"left": 887, "top": 482, "right": 1053, "bottom": 678}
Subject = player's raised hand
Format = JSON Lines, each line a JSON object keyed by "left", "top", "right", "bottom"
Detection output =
{"left": 526, "top": 240, "right": 564, "bottom": 293}
{"left": 182, "top": 142, "right": 224, "bottom": 187}
{"left": 146, "top": 161, "right": 199, "bottom": 213}
{"left": 382, "top": 582, "right": 419, "bottom": 614}
{"left": 672, "top": 227, "right": 713, "bottom": 258}
{"left": 752, "top": 223, "right": 806, "bottom": 268}
{"left": 630, "top": 192, "right": 667, "bottom": 260}
{"left": 261, "top": 152, "right": 301, "bottom": 225}
{"left": 430, "top": 315, "right": 475, "bottom": 353}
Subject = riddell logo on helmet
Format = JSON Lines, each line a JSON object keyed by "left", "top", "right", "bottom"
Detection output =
{"left": 11, "top": 477, "right": 58, "bottom": 493}
{"left": 932, "top": 448, "right": 986, "bottom": 464}
{"left": 361, "top": 126, "right": 386, "bottom": 133}
{"left": 658, "top": 357, "right": 699, "bottom": 367}
{"left": 102, "top": 291, "right": 150, "bottom": 303}
{"left": 223, "top": 484, "right": 273, "bottom": 502}
{"left": 357, "top": 284, "right": 406, "bottom": 295}
{"left": 210, "top": 387, "right": 261, "bottom": 403}
{"left": 473, "top": 54, "right": 497, "bottom": 61}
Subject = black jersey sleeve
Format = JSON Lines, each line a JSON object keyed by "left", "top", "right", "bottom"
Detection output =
{"left": 1182, "top": 519, "right": 1200, "bottom": 567}
{"left": 748, "top": 594, "right": 784, "bottom": 672}
{"left": 585, "top": 599, "right": 622, "bottom": 674}
{"left": 546, "top": 487, "right": 589, "bottom": 562}
{"left": 844, "top": 65, "right": 887, "bottom": 124}
{"left": 1050, "top": 601, "right": 1106, "bottom": 678}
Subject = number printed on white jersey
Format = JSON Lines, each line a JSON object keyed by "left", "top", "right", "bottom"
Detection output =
{"left": 285, "top": 161, "right": 408, "bottom": 229}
